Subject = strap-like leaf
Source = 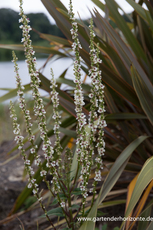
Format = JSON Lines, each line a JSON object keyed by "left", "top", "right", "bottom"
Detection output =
{"left": 0, "top": 44, "right": 67, "bottom": 56}
{"left": 125, "top": 156, "right": 153, "bottom": 218}
{"left": 131, "top": 64, "right": 153, "bottom": 125}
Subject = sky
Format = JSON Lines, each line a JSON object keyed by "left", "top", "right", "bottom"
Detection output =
{"left": 0, "top": 0, "right": 135, "bottom": 23}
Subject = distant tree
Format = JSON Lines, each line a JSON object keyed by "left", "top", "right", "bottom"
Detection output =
{"left": 0, "top": 8, "right": 66, "bottom": 60}
{"left": 0, "top": 8, "right": 65, "bottom": 44}
{"left": 0, "top": 8, "right": 21, "bottom": 42}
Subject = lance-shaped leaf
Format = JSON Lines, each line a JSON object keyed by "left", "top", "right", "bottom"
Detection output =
{"left": 0, "top": 44, "right": 67, "bottom": 56}
{"left": 128, "top": 180, "right": 153, "bottom": 230}
{"left": 93, "top": 9, "right": 153, "bottom": 95}
{"left": 146, "top": 222, "right": 153, "bottom": 230}
{"left": 106, "top": 113, "right": 147, "bottom": 121}
{"left": 9, "top": 134, "right": 71, "bottom": 215}
{"left": 41, "top": 0, "right": 72, "bottom": 40}
{"left": 124, "top": 156, "right": 153, "bottom": 221}
{"left": 126, "top": 0, "right": 153, "bottom": 26}
{"left": 0, "top": 84, "right": 31, "bottom": 103}
{"left": 56, "top": 77, "right": 91, "bottom": 92}
{"left": 39, "top": 33, "right": 70, "bottom": 46}
{"left": 91, "top": 0, "right": 132, "bottom": 23}
{"left": 131, "top": 64, "right": 153, "bottom": 125}
{"left": 137, "top": 202, "right": 152, "bottom": 230}
{"left": 105, "top": 0, "right": 148, "bottom": 64}
{"left": 98, "top": 136, "right": 149, "bottom": 204}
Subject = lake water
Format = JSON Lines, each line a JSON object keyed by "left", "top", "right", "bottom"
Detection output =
{"left": 0, "top": 58, "right": 74, "bottom": 99}
{"left": 0, "top": 57, "right": 91, "bottom": 103}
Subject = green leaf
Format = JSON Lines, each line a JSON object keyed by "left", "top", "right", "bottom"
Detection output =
{"left": 105, "top": 0, "right": 147, "bottom": 64}
{"left": 146, "top": 222, "right": 153, "bottom": 230}
{"left": 22, "top": 196, "right": 37, "bottom": 210}
{"left": 131, "top": 64, "right": 153, "bottom": 125}
{"left": 97, "top": 210, "right": 106, "bottom": 217}
{"left": 102, "top": 64, "right": 140, "bottom": 108}
{"left": 41, "top": 0, "right": 72, "bottom": 40}
{"left": 93, "top": 9, "right": 152, "bottom": 97}
{"left": 125, "top": 156, "right": 153, "bottom": 218}
{"left": 9, "top": 134, "right": 71, "bottom": 214}
{"left": 102, "top": 224, "right": 107, "bottom": 230}
{"left": 79, "top": 198, "right": 98, "bottom": 230}
{"left": 62, "top": 228, "right": 72, "bottom": 230}
{"left": 98, "top": 200, "right": 126, "bottom": 209}
{"left": 92, "top": 0, "right": 132, "bottom": 24}
{"left": 56, "top": 78, "right": 91, "bottom": 92}
{"left": 0, "top": 88, "right": 14, "bottom": 91}
{"left": 58, "top": 193, "right": 68, "bottom": 199}
{"left": 39, "top": 33, "right": 70, "bottom": 46}
{"left": 49, "top": 125, "right": 77, "bottom": 138}
{"left": 72, "top": 188, "right": 82, "bottom": 196}
{"left": 126, "top": 0, "right": 152, "bottom": 25}
{"left": 41, "top": 207, "right": 64, "bottom": 217}
{"left": 50, "top": 198, "right": 58, "bottom": 206}
{"left": 91, "top": 0, "right": 105, "bottom": 12}
{"left": 98, "top": 40, "right": 132, "bottom": 85}
{"left": 68, "top": 204, "right": 80, "bottom": 210}
{"left": 106, "top": 113, "right": 147, "bottom": 121}
{"left": 0, "top": 84, "right": 31, "bottom": 103}
{"left": 0, "top": 44, "right": 67, "bottom": 56}
{"left": 138, "top": 203, "right": 152, "bottom": 230}
{"left": 99, "top": 136, "right": 149, "bottom": 205}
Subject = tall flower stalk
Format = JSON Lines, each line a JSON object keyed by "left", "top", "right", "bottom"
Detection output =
{"left": 9, "top": 101, "right": 56, "bottom": 229}
{"left": 50, "top": 69, "right": 62, "bottom": 172}
{"left": 69, "top": 0, "right": 92, "bottom": 212}
{"left": 69, "top": 0, "right": 107, "bottom": 212}
{"left": 19, "top": 0, "right": 54, "bottom": 169}
{"left": 88, "top": 18, "right": 107, "bottom": 204}
{"left": 10, "top": 0, "right": 106, "bottom": 228}
{"left": 18, "top": 1, "right": 65, "bottom": 202}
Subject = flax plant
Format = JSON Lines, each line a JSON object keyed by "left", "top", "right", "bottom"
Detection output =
{"left": 10, "top": 0, "right": 106, "bottom": 228}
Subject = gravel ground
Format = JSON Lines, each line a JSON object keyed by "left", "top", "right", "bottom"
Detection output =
{"left": 0, "top": 140, "right": 51, "bottom": 230}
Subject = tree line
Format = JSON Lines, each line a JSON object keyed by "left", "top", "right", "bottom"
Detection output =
{"left": 0, "top": 8, "right": 65, "bottom": 61}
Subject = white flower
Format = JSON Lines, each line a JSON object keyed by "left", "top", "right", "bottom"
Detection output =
{"left": 30, "top": 148, "right": 35, "bottom": 154}
{"left": 60, "top": 201, "right": 65, "bottom": 208}
{"left": 35, "top": 158, "right": 41, "bottom": 166}
{"left": 25, "top": 160, "right": 30, "bottom": 165}
{"left": 32, "top": 189, "right": 37, "bottom": 195}
{"left": 19, "top": 18, "right": 23, "bottom": 23}
{"left": 40, "top": 170, "right": 47, "bottom": 177}
{"left": 28, "top": 183, "right": 32, "bottom": 188}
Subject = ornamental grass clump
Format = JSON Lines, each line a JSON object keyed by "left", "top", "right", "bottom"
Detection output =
{"left": 10, "top": 0, "right": 106, "bottom": 228}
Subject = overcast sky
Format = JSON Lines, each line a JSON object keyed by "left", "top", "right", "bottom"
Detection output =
{"left": 0, "top": 0, "right": 135, "bottom": 23}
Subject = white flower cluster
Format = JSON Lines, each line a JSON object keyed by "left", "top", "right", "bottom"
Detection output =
{"left": 49, "top": 69, "right": 64, "bottom": 192}
{"left": 12, "top": 51, "right": 37, "bottom": 150}
{"left": 12, "top": 51, "right": 48, "bottom": 187}
{"left": 69, "top": 3, "right": 106, "bottom": 204}
{"left": 18, "top": 1, "right": 64, "bottom": 200}
{"left": 69, "top": 0, "right": 90, "bottom": 204}
{"left": 19, "top": 0, "right": 54, "bottom": 170}
{"left": 10, "top": 101, "right": 39, "bottom": 196}
{"left": 88, "top": 19, "right": 107, "bottom": 185}
{"left": 50, "top": 69, "right": 62, "bottom": 159}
